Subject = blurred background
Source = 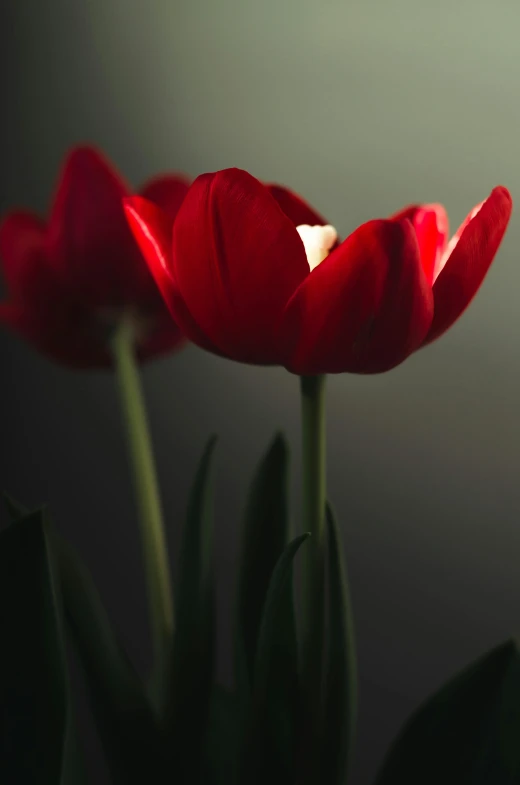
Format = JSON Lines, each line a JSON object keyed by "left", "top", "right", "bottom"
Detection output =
{"left": 1, "top": 0, "right": 519, "bottom": 782}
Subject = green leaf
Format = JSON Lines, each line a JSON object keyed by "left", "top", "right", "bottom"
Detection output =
{"left": 239, "top": 532, "right": 310, "bottom": 783}
{"left": 235, "top": 432, "right": 292, "bottom": 688}
{"left": 319, "top": 502, "right": 357, "bottom": 785}
{"left": 204, "top": 684, "right": 241, "bottom": 785}
{"left": 60, "top": 719, "right": 90, "bottom": 785}
{"left": 2, "top": 491, "right": 29, "bottom": 522}
{"left": 374, "top": 638, "right": 520, "bottom": 785}
{"left": 55, "top": 533, "right": 166, "bottom": 784}
{"left": 0, "top": 508, "right": 79, "bottom": 784}
{"left": 166, "top": 435, "right": 218, "bottom": 783}
{"left": 3, "top": 496, "right": 157, "bottom": 782}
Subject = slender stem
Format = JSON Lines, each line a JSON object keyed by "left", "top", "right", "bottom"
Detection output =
{"left": 110, "top": 319, "right": 174, "bottom": 671}
{"left": 299, "top": 374, "right": 327, "bottom": 694}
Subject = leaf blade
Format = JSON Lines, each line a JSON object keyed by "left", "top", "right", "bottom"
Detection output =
{"left": 2, "top": 491, "right": 29, "bottom": 522}
{"left": 374, "top": 638, "right": 520, "bottom": 785}
{"left": 167, "top": 435, "right": 218, "bottom": 783}
{"left": 319, "top": 502, "right": 358, "bottom": 785}
{"left": 55, "top": 533, "right": 165, "bottom": 785}
{"left": 204, "top": 683, "right": 241, "bottom": 785}
{"left": 235, "top": 432, "right": 292, "bottom": 687}
{"left": 240, "top": 532, "right": 310, "bottom": 783}
{"left": 0, "top": 509, "right": 71, "bottom": 784}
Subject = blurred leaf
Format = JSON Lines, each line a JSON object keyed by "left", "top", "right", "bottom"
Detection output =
{"left": 234, "top": 630, "right": 251, "bottom": 728}
{"left": 235, "top": 432, "right": 292, "bottom": 688}
{"left": 319, "top": 502, "right": 357, "bottom": 785}
{"left": 205, "top": 684, "right": 241, "bottom": 785}
{"left": 374, "top": 638, "right": 520, "bottom": 785}
{"left": 2, "top": 491, "right": 29, "bottom": 522}
{"left": 60, "top": 719, "right": 89, "bottom": 785}
{"left": 166, "top": 435, "right": 218, "bottom": 784}
{"left": 239, "top": 532, "right": 310, "bottom": 783}
{"left": 0, "top": 508, "right": 82, "bottom": 784}
{"left": 3, "top": 498, "right": 168, "bottom": 782}
{"left": 55, "top": 533, "right": 166, "bottom": 785}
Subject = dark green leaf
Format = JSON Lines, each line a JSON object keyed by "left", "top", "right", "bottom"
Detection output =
{"left": 2, "top": 491, "right": 30, "bottom": 522}
{"left": 204, "top": 684, "right": 241, "bottom": 785}
{"left": 0, "top": 508, "right": 76, "bottom": 784}
{"left": 60, "top": 719, "right": 90, "bottom": 785}
{"left": 55, "top": 534, "right": 166, "bottom": 785}
{"left": 166, "top": 435, "right": 218, "bottom": 783}
{"left": 234, "top": 630, "right": 251, "bottom": 727}
{"left": 319, "top": 502, "right": 357, "bottom": 785}
{"left": 235, "top": 432, "right": 291, "bottom": 687}
{"left": 240, "top": 532, "right": 310, "bottom": 783}
{"left": 374, "top": 638, "right": 520, "bottom": 785}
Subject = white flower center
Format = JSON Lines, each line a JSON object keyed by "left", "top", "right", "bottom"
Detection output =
{"left": 296, "top": 224, "right": 338, "bottom": 271}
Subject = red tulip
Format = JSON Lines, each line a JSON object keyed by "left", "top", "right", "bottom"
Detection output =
{"left": 0, "top": 146, "right": 190, "bottom": 367}
{"left": 124, "top": 168, "right": 512, "bottom": 374}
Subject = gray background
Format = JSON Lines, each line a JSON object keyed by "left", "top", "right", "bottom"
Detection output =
{"left": 1, "top": 1, "right": 519, "bottom": 782}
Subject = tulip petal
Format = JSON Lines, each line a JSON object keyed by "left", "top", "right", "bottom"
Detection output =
{"left": 0, "top": 304, "right": 55, "bottom": 369}
{"left": 139, "top": 174, "right": 191, "bottom": 221}
{"left": 124, "top": 197, "right": 218, "bottom": 353}
{"left": 390, "top": 204, "right": 449, "bottom": 285}
{"left": 171, "top": 168, "right": 310, "bottom": 364}
{"left": 0, "top": 294, "right": 181, "bottom": 367}
{"left": 266, "top": 184, "right": 329, "bottom": 227}
{"left": 0, "top": 212, "right": 48, "bottom": 299}
{"left": 0, "top": 299, "right": 105, "bottom": 365}
{"left": 282, "top": 219, "right": 434, "bottom": 374}
{"left": 0, "top": 301, "right": 23, "bottom": 329}
{"left": 425, "top": 186, "right": 512, "bottom": 344}
{"left": 124, "top": 197, "right": 175, "bottom": 302}
{"left": 45, "top": 145, "right": 152, "bottom": 304}
{"left": 1, "top": 149, "right": 190, "bottom": 369}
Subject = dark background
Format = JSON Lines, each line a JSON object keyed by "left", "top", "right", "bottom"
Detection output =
{"left": 2, "top": 1, "right": 520, "bottom": 783}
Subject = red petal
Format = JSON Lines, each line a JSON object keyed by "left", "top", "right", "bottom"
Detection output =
{"left": 0, "top": 299, "right": 106, "bottom": 366}
{"left": 0, "top": 209, "right": 187, "bottom": 368}
{"left": 282, "top": 218, "right": 434, "bottom": 374}
{"left": 45, "top": 145, "right": 152, "bottom": 304}
{"left": 0, "top": 211, "right": 48, "bottom": 299}
{"left": 0, "top": 301, "right": 23, "bottom": 328}
{"left": 124, "top": 196, "right": 217, "bottom": 353}
{"left": 266, "top": 184, "right": 329, "bottom": 227}
{"left": 0, "top": 300, "right": 47, "bottom": 347}
{"left": 171, "top": 168, "right": 310, "bottom": 364}
{"left": 425, "top": 185, "right": 512, "bottom": 344}
{"left": 124, "top": 197, "right": 175, "bottom": 302}
{"left": 139, "top": 174, "right": 191, "bottom": 220}
{"left": 390, "top": 203, "right": 449, "bottom": 285}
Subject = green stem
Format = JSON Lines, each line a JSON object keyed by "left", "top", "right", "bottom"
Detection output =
{"left": 299, "top": 374, "right": 327, "bottom": 693}
{"left": 110, "top": 319, "right": 174, "bottom": 672}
